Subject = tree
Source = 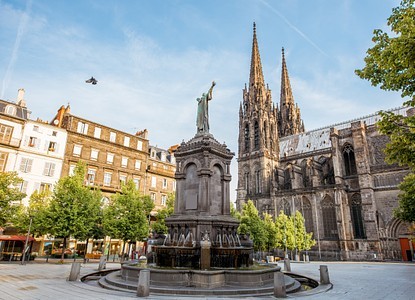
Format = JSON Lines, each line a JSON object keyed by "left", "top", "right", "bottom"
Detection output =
{"left": 292, "top": 211, "right": 316, "bottom": 256}
{"left": 103, "top": 180, "right": 154, "bottom": 260}
{"left": 0, "top": 172, "right": 25, "bottom": 227}
{"left": 13, "top": 190, "right": 52, "bottom": 237}
{"left": 356, "top": 0, "right": 415, "bottom": 222}
{"left": 238, "top": 200, "right": 267, "bottom": 251}
{"left": 47, "top": 162, "right": 102, "bottom": 261}
{"left": 263, "top": 212, "right": 277, "bottom": 252}
{"left": 275, "top": 211, "right": 294, "bottom": 257}
{"left": 151, "top": 193, "right": 174, "bottom": 234}
{"left": 355, "top": 0, "right": 415, "bottom": 102}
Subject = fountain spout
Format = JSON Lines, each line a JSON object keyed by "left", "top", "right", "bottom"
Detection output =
{"left": 184, "top": 232, "right": 194, "bottom": 247}
{"left": 163, "top": 234, "right": 172, "bottom": 246}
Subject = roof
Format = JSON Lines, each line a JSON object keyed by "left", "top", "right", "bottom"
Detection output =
{"left": 0, "top": 235, "right": 35, "bottom": 242}
{"left": 279, "top": 106, "right": 411, "bottom": 159}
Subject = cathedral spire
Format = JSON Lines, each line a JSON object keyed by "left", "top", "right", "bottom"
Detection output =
{"left": 280, "top": 47, "right": 294, "bottom": 107}
{"left": 249, "top": 22, "right": 265, "bottom": 89}
{"left": 278, "top": 48, "right": 305, "bottom": 137}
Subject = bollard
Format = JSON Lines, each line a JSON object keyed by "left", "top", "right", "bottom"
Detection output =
{"left": 137, "top": 269, "right": 150, "bottom": 297}
{"left": 98, "top": 255, "right": 106, "bottom": 271}
{"left": 284, "top": 258, "right": 291, "bottom": 272}
{"left": 68, "top": 262, "right": 81, "bottom": 281}
{"left": 320, "top": 265, "right": 330, "bottom": 284}
{"left": 274, "top": 271, "right": 286, "bottom": 298}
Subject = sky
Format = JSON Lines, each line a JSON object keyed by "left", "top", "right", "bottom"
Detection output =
{"left": 0, "top": 0, "right": 405, "bottom": 201}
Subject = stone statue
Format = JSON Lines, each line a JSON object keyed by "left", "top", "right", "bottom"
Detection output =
{"left": 196, "top": 81, "right": 216, "bottom": 133}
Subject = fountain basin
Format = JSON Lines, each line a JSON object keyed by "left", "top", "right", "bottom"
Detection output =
{"left": 121, "top": 263, "right": 280, "bottom": 289}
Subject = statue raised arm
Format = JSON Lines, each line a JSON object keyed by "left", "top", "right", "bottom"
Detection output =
{"left": 196, "top": 81, "right": 216, "bottom": 134}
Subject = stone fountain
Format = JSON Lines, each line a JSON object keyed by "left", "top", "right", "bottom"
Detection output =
{"left": 95, "top": 83, "right": 309, "bottom": 296}
{"left": 155, "top": 131, "right": 253, "bottom": 271}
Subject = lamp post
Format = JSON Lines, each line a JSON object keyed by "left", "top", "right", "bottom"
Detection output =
{"left": 21, "top": 217, "right": 32, "bottom": 265}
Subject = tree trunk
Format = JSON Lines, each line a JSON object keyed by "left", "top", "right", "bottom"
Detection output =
{"left": 61, "top": 237, "right": 67, "bottom": 263}
{"left": 83, "top": 238, "right": 89, "bottom": 263}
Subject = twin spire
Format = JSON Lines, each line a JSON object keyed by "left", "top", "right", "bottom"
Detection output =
{"left": 249, "top": 23, "right": 294, "bottom": 106}
{"left": 246, "top": 23, "right": 304, "bottom": 137}
{"left": 249, "top": 22, "right": 265, "bottom": 89}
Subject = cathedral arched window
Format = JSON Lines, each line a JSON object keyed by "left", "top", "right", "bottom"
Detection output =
{"left": 283, "top": 168, "right": 291, "bottom": 190}
{"left": 244, "top": 124, "right": 250, "bottom": 152}
{"left": 321, "top": 196, "right": 338, "bottom": 239}
{"left": 255, "top": 170, "right": 261, "bottom": 194}
{"left": 244, "top": 172, "right": 250, "bottom": 194}
{"left": 254, "top": 121, "right": 259, "bottom": 150}
{"left": 263, "top": 122, "right": 268, "bottom": 148}
{"left": 278, "top": 199, "right": 291, "bottom": 216}
{"left": 300, "top": 197, "right": 314, "bottom": 233}
{"left": 350, "top": 194, "right": 366, "bottom": 239}
{"left": 343, "top": 143, "right": 357, "bottom": 176}
{"left": 301, "top": 160, "right": 312, "bottom": 188}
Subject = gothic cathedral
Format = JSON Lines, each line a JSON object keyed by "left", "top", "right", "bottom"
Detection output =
{"left": 236, "top": 23, "right": 413, "bottom": 261}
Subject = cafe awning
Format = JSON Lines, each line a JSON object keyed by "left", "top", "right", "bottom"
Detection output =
{"left": 0, "top": 235, "right": 35, "bottom": 242}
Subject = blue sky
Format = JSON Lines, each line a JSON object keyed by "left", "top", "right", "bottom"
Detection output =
{"left": 0, "top": 0, "right": 404, "bottom": 200}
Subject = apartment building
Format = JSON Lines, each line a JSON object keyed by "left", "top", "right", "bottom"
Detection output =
{"left": 147, "top": 145, "right": 176, "bottom": 211}
{"left": 51, "top": 105, "right": 150, "bottom": 200}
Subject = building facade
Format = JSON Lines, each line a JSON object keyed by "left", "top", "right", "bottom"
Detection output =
{"left": 50, "top": 105, "right": 177, "bottom": 207}
{"left": 236, "top": 24, "right": 412, "bottom": 261}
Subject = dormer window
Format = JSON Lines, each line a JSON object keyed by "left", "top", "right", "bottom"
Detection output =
{"left": 5, "top": 105, "right": 16, "bottom": 116}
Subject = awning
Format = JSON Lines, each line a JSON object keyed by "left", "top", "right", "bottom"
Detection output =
{"left": 0, "top": 235, "right": 35, "bottom": 242}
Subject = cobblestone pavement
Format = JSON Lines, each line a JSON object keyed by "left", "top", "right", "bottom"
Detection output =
{"left": 0, "top": 259, "right": 413, "bottom": 299}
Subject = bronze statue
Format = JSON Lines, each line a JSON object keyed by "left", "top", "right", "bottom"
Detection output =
{"left": 196, "top": 81, "right": 216, "bottom": 133}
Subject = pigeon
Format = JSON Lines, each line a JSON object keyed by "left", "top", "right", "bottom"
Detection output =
{"left": 85, "top": 77, "right": 98, "bottom": 85}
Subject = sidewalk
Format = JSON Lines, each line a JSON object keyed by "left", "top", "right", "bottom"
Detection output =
{"left": 0, "top": 260, "right": 413, "bottom": 299}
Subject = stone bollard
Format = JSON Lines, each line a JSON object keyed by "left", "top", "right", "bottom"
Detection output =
{"left": 98, "top": 255, "right": 106, "bottom": 271}
{"left": 68, "top": 262, "right": 81, "bottom": 281}
{"left": 320, "top": 265, "right": 330, "bottom": 284}
{"left": 284, "top": 258, "right": 291, "bottom": 272}
{"left": 137, "top": 269, "right": 150, "bottom": 297}
{"left": 273, "top": 271, "right": 286, "bottom": 298}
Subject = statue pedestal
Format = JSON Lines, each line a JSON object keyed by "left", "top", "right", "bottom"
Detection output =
{"left": 200, "top": 240, "right": 211, "bottom": 270}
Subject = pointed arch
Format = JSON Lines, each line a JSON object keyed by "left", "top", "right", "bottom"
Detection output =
{"left": 278, "top": 198, "right": 291, "bottom": 216}
{"left": 321, "top": 195, "right": 338, "bottom": 239}
{"left": 301, "top": 196, "right": 313, "bottom": 233}
{"left": 343, "top": 143, "right": 357, "bottom": 176}
{"left": 350, "top": 193, "right": 366, "bottom": 239}
{"left": 244, "top": 123, "right": 250, "bottom": 152}
{"left": 254, "top": 120, "right": 259, "bottom": 150}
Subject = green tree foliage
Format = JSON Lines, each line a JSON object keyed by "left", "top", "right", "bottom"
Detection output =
{"left": 103, "top": 179, "right": 154, "bottom": 257}
{"left": 356, "top": 0, "right": 415, "bottom": 222}
{"left": 355, "top": 0, "right": 415, "bottom": 102}
{"left": 292, "top": 211, "right": 316, "bottom": 253}
{"left": 230, "top": 204, "right": 241, "bottom": 221}
{"left": 394, "top": 173, "right": 415, "bottom": 222}
{"left": 238, "top": 200, "right": 267, "bottom": 251}
{"left": 14, "top": 190, "right": 52, "bottom": 236}
{"left": 263, "top": 212, "right": 277, "bottom": 252}
{"left": 0, "top": 172, "right": 25, "bottom": 227}
{"left": 47, "top": 162, "right": 102, "bottom": 261}
{"left": 274, "top": 211, "right": 295, "bottom": 255}
{"left": 151, "top": 193, "right": 174, "bottom": 234}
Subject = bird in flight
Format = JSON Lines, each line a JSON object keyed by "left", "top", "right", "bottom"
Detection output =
{"left": 85, "top": 77, "right": 98, "bottom": 85}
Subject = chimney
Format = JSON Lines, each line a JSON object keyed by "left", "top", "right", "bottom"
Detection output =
{"left": 16, "top": 88, "right": 26, "bottom": 107}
